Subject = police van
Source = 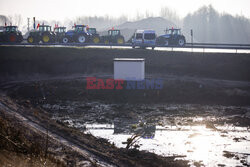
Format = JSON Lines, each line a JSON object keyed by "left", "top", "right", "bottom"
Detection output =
{"left": 132, "top": 30, "right": 156, "bottom": 50}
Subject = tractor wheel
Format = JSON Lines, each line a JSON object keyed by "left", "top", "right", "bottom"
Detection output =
{"left": 27, "top": 36, "right": 34, "bottom": 43}
{"left": 93, "top": 36, "right": 100, "bottom": 43}
{"left": 104, "top": 39, "right": 109, "bottom": 44}
{"left": 42, "top": 34, "right": 50, "bottom": 43}
{"left": 17, "top": 35, "right": 23, "bottom": 43}
{"left": 77, "top": 35, "right": 86, "bottom": 43}
{"left": 117, "top": 37, "right": 124, "bottom": 44}
{"left": 9, "top": 34, "right": 17, "bottom": 43}
{"left": 178, "top": 38, "right": 185, "bottom": 46}
{"left": 62, "top": 37, "right": 69, "bottom": 44}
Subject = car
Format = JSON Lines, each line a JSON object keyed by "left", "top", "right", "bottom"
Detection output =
{"left": 0, "top": 26, "right": 23, "bottom": 43}
{"left": 156, "top": 28, "right": 186, "bottom": 46}
{"left": 132, "top": 30, "right": 156, "bottom": 50}
{"left": 27, "top": 25, "right": 55, "bottom": 44}
{"left": 62, "top": 25, "right": 91, "bottom": 43}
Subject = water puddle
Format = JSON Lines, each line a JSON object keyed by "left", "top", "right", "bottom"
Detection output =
{"left": 43, "top": 102, "right": 250, "bottom": 166}
{"left": 83, "top": 123, "right": 250, "bottom": 166}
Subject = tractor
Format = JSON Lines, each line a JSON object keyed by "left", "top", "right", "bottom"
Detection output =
{"left": 27, "top": 25, "right": 55, "bottom": 44}
{"left": 88, "top": 28, "right": 100, "bottom": 44}
{"left": 61, "top": 25, "right": 91, "bottom": 44}
{"left": 54, "top": 26, "right": 66, "bottom": 43}
{"left": 0, "top": 26, "right": 23, "bottom": 43}
{"left": 156, "top": 28, "right": 186, "bottom": 46}
{"left": 101, "top": 29, "right": 125, "bottom": 44}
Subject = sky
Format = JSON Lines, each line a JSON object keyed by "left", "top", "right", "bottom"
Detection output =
{"left": 0, "top": 0, "right": 250, "bottom": 21}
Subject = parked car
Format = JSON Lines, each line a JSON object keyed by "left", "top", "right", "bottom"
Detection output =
{"left": 132, "top": 30, "right": 156, "bottom": 50}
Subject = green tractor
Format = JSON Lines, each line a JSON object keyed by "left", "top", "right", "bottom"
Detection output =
{"left": 0, "top": 26, "right": 23, "bottom": 43}
{"left": 88, "top": 28, "right": 100, "bottom": 44}
{"left": 101, "top": 29, "right": 125, "bottom": 44}
{"left": 54, "top": 26, "right": 66, "bottom": 43}
{"left": 27, "top": 25, "right": 55, "bottom": 44}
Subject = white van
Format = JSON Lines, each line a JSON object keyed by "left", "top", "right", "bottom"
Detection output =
{"left": 132, "top": 30, "right": 156, "bottom": 50}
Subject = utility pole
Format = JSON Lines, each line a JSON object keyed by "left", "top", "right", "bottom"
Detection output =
{"left": 27, "top": 18, "right": 30, "bottom": 32}
{"left": 191, "top": 29, "right": 193, "bottom": 52}
{"left": 33, "top": 17, "right": 36, "bottom": 29}
{"left": 191, "top": 29, "right": 193, "bottom": 44}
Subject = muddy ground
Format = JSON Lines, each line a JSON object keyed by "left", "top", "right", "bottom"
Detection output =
{"left": 0, "top": 46, "right": 250, "bottom": 166}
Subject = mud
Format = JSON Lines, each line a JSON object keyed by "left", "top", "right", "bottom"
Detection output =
{"left": 0, "top": 92, "right": 190, "bottom": 167}
{"left": 1, "top": 46, "right": 250, "bottom": 166}
{"left": 1, "top": 78, "right": 250, "bottom": 166}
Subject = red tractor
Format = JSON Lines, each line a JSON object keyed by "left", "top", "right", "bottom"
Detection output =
{"left": 0, "top": 26, "right": 23, "bottom": 43}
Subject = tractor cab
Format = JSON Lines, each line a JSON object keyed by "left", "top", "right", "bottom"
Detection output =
{"left": 108, "top": 29, "right": 121, "bottom": 36}
{"left": 88, "top": 28, "right": 97, "bottom": 35}
{"left": 74, "top": 25, "right": 88, "bottom": 33}
{"left": 38, "top": 25, "right": 52, "bottom": 32}
{"left": 166, "top": 28, "right": 182, "bottom": 36}
{"left": 4, "top": 26, "right": 19, "bottom": 33}
{"left": 54, "top": 27, "right": 66, "bottom": 33}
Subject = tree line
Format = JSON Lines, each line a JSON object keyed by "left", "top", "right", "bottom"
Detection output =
{"left": 1, "top": 5, "right": 250, "bottom": 43}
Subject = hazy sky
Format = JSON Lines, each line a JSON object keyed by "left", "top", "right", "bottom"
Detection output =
{"left": 1, "top": 0, "right": 250, "bottom": 21}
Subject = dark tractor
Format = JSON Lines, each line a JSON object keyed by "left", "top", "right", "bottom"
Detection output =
{"left": 0, "top": 26, "right": 23, "bottom": 43}
{"left": 156, "top": 28, "right": 186, "bottom": 46}
{"left": 54, "top": 26, "right": 66, "bottom": 43}
{"left": 27, "top": 25, "right": 55, "bottom": 44}
{"left": 88, "top": 28, "right": 100, "bottom": 44}
{"left": 62, "top": 25, "right": 91, "bottom": 44}
{"left": 101, "top": 29, "right": 125, "bottom": 44}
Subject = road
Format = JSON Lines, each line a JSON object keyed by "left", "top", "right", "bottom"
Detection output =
{"left": 1, "top": 42, "right": 250, "bottom": 53}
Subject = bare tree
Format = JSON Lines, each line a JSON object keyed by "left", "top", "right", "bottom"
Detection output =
{"left": 159, "top": 7, "right": 181, "bottom": 26}
{"left": 0, "top": 15, "right": 9, "bottom": 25}
{"left": 183, "top": 5, "right": 250, "bottom": 43}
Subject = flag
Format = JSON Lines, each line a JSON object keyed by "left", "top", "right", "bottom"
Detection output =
{"left": 4, "top": 22, "right": 7, "bottom": 26}
{"left": 37, "top": 23, "right": 40, "bottom": 29}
